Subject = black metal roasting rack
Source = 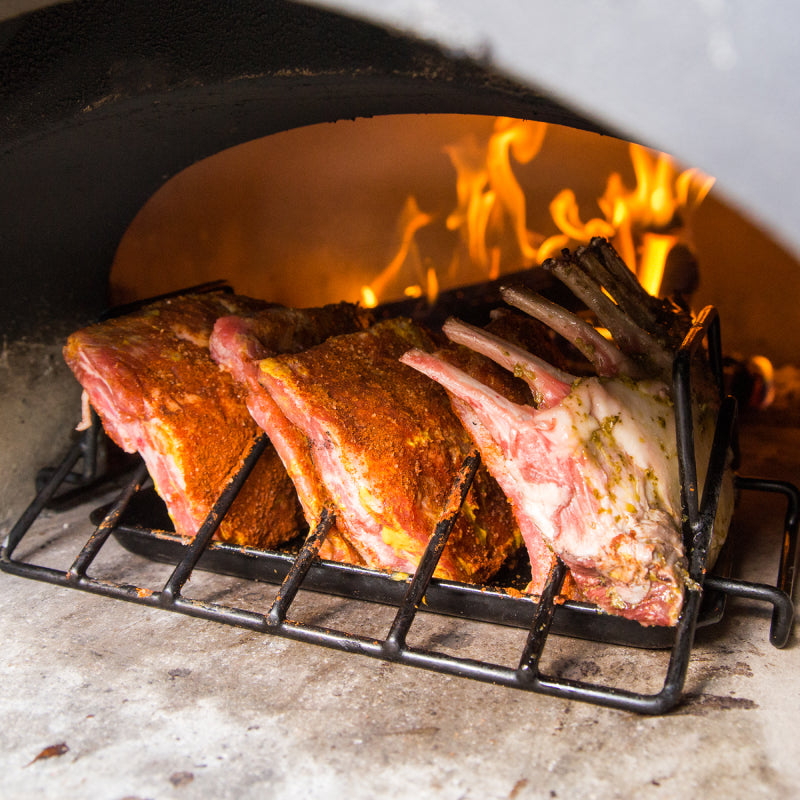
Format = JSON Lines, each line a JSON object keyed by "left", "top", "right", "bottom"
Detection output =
{"left": 2, "top": 295, "right": 798, "bottom": 715}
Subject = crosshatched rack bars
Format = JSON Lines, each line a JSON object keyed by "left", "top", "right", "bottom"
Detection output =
{"left": 2, "top": 305, "right": 797, "bottom": 715}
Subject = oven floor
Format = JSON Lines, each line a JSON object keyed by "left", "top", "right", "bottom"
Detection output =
{"left": 1, "top": 420, "right": 798, "bottom": 799}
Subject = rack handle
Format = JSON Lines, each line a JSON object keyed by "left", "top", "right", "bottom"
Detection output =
{"left": 705, "top": 575, "right": 794, "bottom": 648}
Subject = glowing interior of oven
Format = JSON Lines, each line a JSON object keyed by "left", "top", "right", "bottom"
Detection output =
{"left": 111, "top": 114, "right": 799, "bottom": 367}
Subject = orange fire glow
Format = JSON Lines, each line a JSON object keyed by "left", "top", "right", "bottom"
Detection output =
{"left": 540, "top": 143, "right": 715, "bottom": 295}
{"left": 360, "top": 196, "right": 435, "bottom": 308}
{"left": 360, "top": 120, "right": 714, "bottom": 308}
{"left": 444, "top": 117, "right": 546, "bottom": 270}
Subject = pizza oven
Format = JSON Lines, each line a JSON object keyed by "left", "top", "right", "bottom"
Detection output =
{"left": 3, "top": 0, "right": 800, "bottom": 529}
{"left": 2, "top": 0, "right": 800, "bottom": 793}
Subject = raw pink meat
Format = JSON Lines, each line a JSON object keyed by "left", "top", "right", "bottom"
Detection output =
{"left": 209, "top": 303, "right": 372, "bottom": 563}
{"left": 252, "top": 318, "right": 522, "bottom": 583}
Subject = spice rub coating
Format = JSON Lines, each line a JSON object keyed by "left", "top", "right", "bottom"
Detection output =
{"left": 209, "top": 302, "right": 372, "bottom": 563}
{"left": 64, "top": 292, "right": 302, "bottom": 548}
{"left": 256, "top": 318, "right": 521, "bottom": 583}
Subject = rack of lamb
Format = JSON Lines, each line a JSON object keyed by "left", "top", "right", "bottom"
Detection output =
{"left": 402, "top": 238, "right": 735, "bottom": 626}
{"left": 64, "top": 293, "right": 370, "bottom": 550}
{"left": 248, "top": 317, "right": 522, "bottom": 583}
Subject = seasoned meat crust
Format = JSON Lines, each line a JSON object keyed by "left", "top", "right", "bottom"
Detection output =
{"left": 63, "top": 292, "right": 302, "bottom": 549}
{"left": 210, "top": 303, "right": 374, "bottom": 374}
{"left": 256, "top": 318, "right": 521, "bottom": 583}
{"left": 209, "top": 302, "right": 372, "bottom": 563}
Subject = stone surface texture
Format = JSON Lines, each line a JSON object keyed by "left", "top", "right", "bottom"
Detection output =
{"left": 1, "top": 421, "right": 798, "bottom": 799}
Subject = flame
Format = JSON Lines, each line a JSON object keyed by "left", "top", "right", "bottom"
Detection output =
{"left": 541, "top": 142, "right": 715, "bottom": 295}
{"left": 445, "top": 117, "right": 546, "bottom": 271}
{"left": 360, "top": 196, "right": 435, "bottom": 308}
{"left": 549, "top": 189, "right": 615, "bottom": 241}
{"left": 426, "top": 266, "right": 439, "bottom": 306}
{"left": 362, "top": 121, "right": 714, "bottom": 308}
{"left": 639, "top": 233, "right": 675, "bottom": 296}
